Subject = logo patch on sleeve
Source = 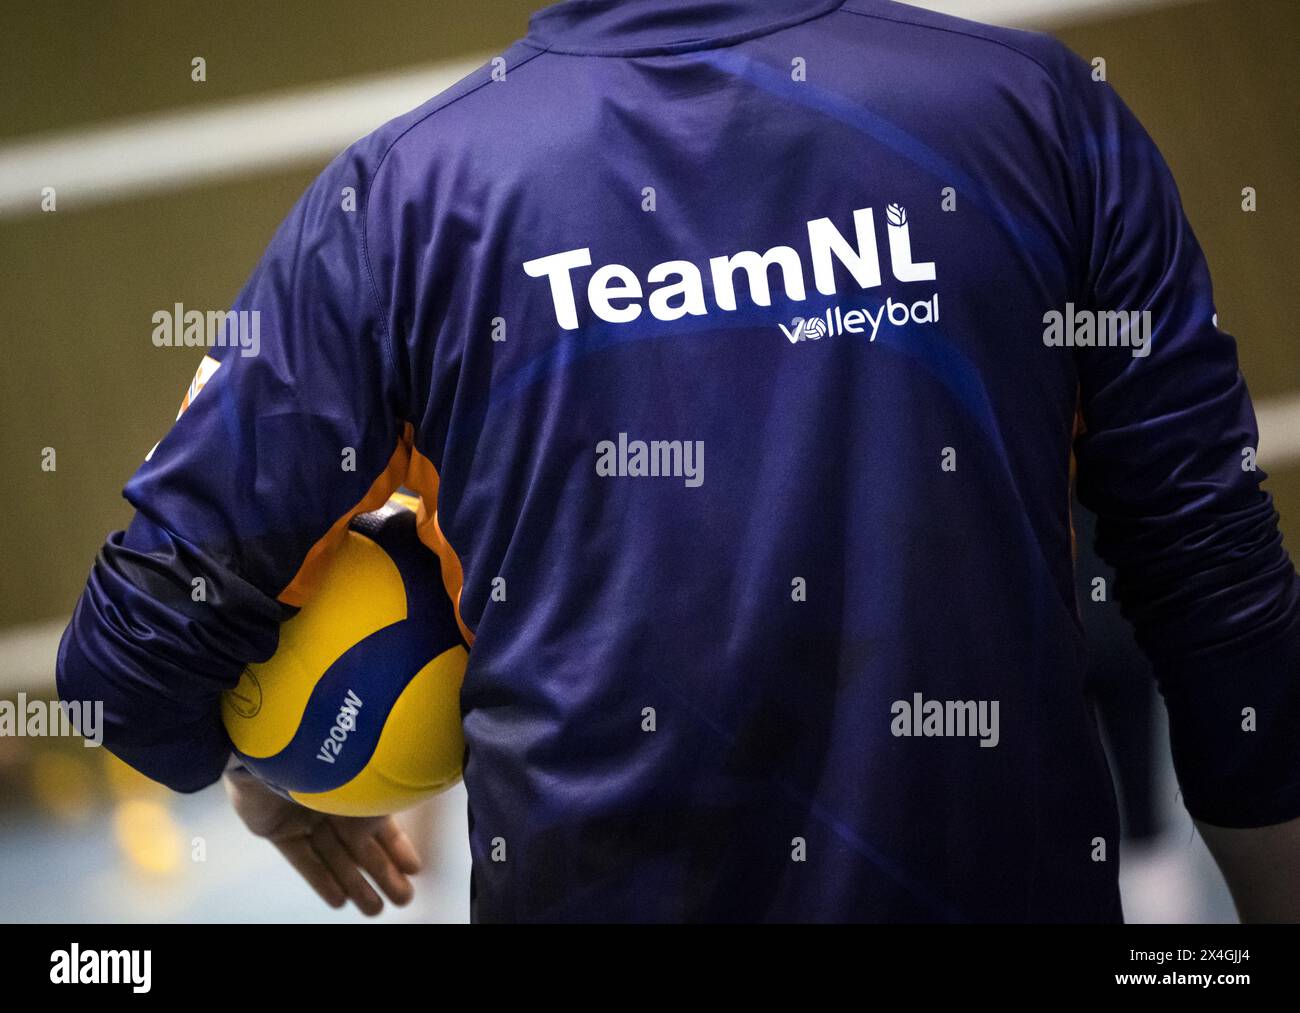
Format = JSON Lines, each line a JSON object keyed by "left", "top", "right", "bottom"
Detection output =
{"left": 144, "top": 354, "right": 222, "bottom": 462}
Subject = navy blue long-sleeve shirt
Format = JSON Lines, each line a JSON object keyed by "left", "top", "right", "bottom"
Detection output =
{"left": 59, "top": 0, "right": 1300, "bottom": 921}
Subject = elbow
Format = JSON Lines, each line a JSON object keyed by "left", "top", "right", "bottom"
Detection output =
{"left": 56, "top": 592, "right": 231, "bottom": 795}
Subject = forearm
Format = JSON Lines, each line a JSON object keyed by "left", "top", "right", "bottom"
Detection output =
{"left": 57, "top": 521, "right": 289, "bottom": 791}
{"left": 1197, "top": 816, "right": 1300, "bottom": 923}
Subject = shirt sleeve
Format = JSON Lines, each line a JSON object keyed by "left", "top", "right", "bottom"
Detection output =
{"left": 1063, "top": 52, "right": 1300, "bottom": 827}
{"left": 56, "top": 147, "right": 413, "bottom": 792}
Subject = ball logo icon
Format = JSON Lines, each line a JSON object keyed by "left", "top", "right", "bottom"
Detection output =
{"left": 227, "top": 668, "right": 262, "bottom": 719}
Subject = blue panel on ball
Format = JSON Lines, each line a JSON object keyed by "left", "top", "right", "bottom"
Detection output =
{"left": 236, "top": 506, "right": 467, "bottom": 793}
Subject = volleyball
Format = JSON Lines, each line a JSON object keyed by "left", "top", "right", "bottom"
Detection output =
{"left": 221, "top": 494, "right": 468, "bottom": 816}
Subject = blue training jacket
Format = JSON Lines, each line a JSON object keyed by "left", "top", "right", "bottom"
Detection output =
{"left": 58, "top": 0, "right": 1300, "bottom": 922}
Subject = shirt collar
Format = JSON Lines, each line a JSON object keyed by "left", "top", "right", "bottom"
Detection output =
{"left": 524, "top": 0, "right": 847, "bottom": 56}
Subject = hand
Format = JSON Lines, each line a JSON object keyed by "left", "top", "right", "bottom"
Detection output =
{"left": 224, "top": 766, "right": 422, "bottom": 916}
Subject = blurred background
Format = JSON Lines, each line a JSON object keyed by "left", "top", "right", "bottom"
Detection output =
{"left": 0, "top": 0, "right": 1296, "bottom": 923}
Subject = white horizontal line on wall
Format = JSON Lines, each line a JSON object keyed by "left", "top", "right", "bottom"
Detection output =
{"left": 0, "top": 57, "right": 491, "bottom": 219}
{"left": 0, "top": 619, "right": 68, "bottom": 696}
{"left": 1257, "top": 393, "right": 1300, "bottom": 470}
{"left": 918, "top": 0, "right": 1191, "bottom": 28}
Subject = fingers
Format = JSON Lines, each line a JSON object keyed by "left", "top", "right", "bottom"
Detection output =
{"left": 269, "top": 814, "right": 422, "bottom": 917}
{"left": 335, "top": 818, "right": 418, "bottom": 908}
{"left": 311, "top": 822, "right": 385, "bottom": 916}
{"left": 274, "top": 836, "right": 347, "bottom": 909}
{"left": 374, "top": 818, "right": 423, "bottom": 876}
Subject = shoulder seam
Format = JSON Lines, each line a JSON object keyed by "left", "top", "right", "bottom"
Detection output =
{"left": 838, "top": 3, "right": 1061, "bottom": 87}
{"left": 839, "top": 3, "right": 1089, "bottom": 297}
{"left": 358, "top": 45, "right": 551, "bottom": 416}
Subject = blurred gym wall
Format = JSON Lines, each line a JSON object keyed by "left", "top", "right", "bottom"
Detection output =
{"left": 0, "top": 0, "right": 1295, "bottom": 923}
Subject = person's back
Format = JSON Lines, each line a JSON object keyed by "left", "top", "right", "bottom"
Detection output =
{"left": 59, "top": 0, "right": 1300, "bottom": 922}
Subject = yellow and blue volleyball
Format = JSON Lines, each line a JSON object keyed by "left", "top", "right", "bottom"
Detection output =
{"left": 221, "top": 493, "right": 467, "bottom": 816}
